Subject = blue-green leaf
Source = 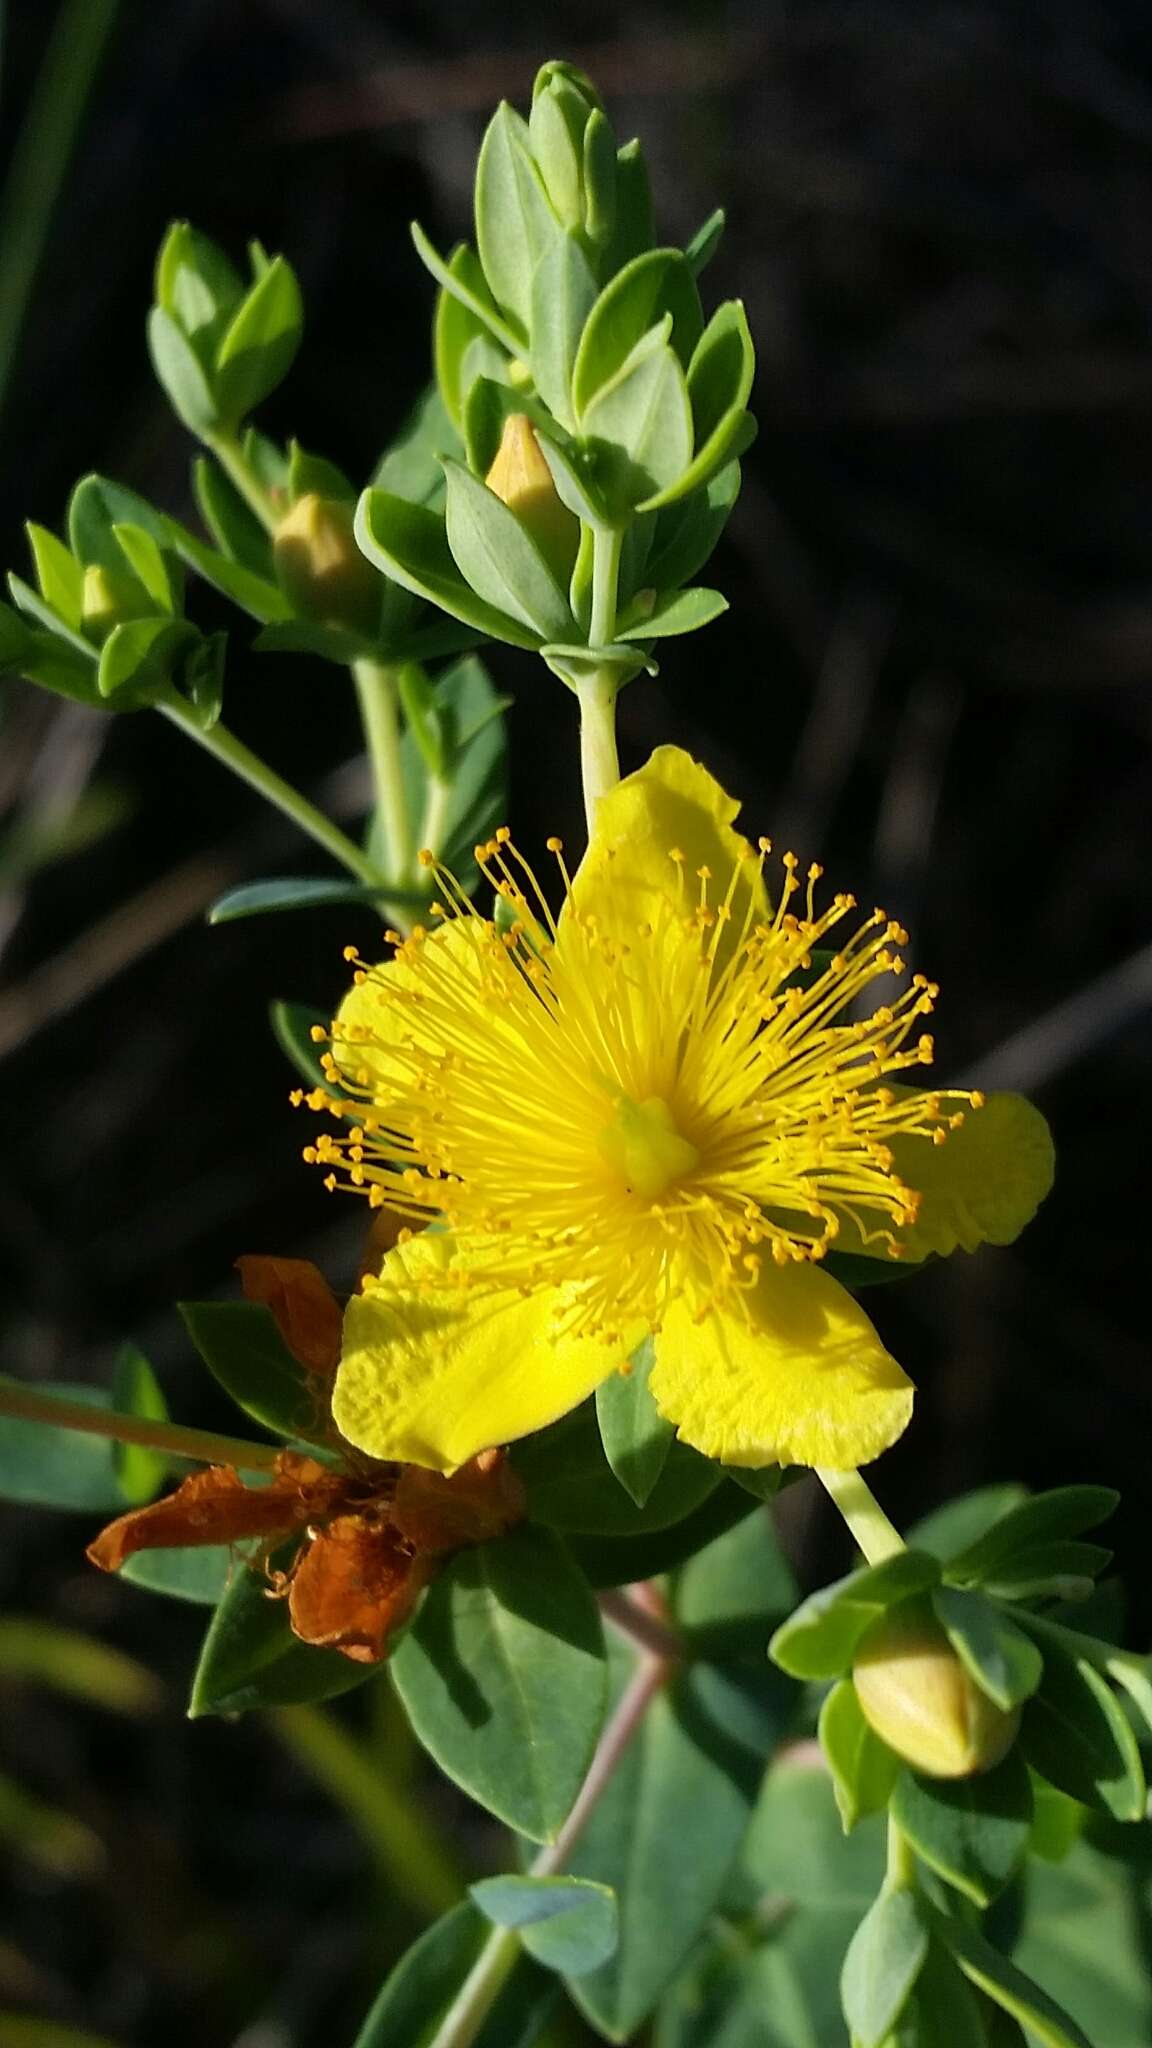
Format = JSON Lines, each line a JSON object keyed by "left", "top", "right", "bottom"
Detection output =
{"left": 179, "top": 1300, "right": 326, "bottom": 1444}
{"left": 594, "top": 1338, "right": 673, "bottom": 1508}
{"left": 891, "top": 1748, "right": 1033, "bottom": 1907}
{"left": 768, "top": 1551, "right": 942, "bottom": 1680}
{"left": 841, "top": 1885, "right": 929, "bottom": 2048}
{"left": 471, "top": 1876, "right": 618, "bottom": 1976}
{"left": 443, "top": 461, "right": 574, "bottom": 640}
{"left": 356, "top": 489, "right": 539, "bottom": 648}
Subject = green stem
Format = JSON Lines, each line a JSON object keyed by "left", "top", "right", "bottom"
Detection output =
{"left": 351, "top": 658, "right": 413, "bottom": 885}
{"left": 887, "top": 1814, "right": 917, "bottom": 1888}
{"left": 204, "top": 430, "right": 280, "bottom": 533}
{"left": 816, "top": 1467, "right": 905, "bottom": 1565}
{"left": 577, "top": 669, "right": 621, "bottom": 837}
{"left": 0, "top": 0, "right": 121, "bottom": 422}
{"left": 589, "top": 524, "right": 623, "bottom": 649}
{"left": 0, "top": 1380, "right": 282, "bottom": 1472}
{"left": 426, "top": 1643, "right": 670, "bottom": 2048}
{"left": 160, "top": 699, "right": 384, "bottom": 884}
{"left": 271, "top": 1704, "right": 464, "bottom": 1920}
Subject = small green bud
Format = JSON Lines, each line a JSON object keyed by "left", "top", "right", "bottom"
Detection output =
{"left": 484, "top": 414, "right": 578, "bottom": 584}
{"left": 852, "top": 1600, "right": 1020, "bottom": 1779}
{"left": 80, "top": 563, "right": 152, "bottom": 645}
{"left": 273, "top": 493, "right": 382, "bottom": 636}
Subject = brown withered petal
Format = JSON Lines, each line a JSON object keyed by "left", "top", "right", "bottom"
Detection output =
{"left": 287, "top": 1514, "right": 431, "bottom": 1663}
{"left": 86, "top": 1452, "right": 346, "bottom": 1574}
{"left": 390, "top": 1448, "right": 526, "bottom": 1555}
{"left": 235, "top": 1255, "right": 344, "bottom": 1379}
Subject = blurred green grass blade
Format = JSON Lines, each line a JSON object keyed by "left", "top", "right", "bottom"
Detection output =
{"left": 0, "top": 0, "right": 121, "bottom": 421}
{"left": 0, "top": 1769, "right": 103, "bottom": 1877}
{"left": 0, "top": 2022, "right": 123, "bottom": 2048}
{"left": 270, "top": 1703, "right": 464, "bottom": 1921}
{"left": 0, "top": 1616, "right": 162, "bottom": 1713}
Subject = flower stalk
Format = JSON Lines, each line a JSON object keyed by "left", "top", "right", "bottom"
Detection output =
{"left": 816, "top": 1466, "right": 906, "bottom": 1564}
{"left": 0, "top": 1380, "right": 283, "bottom": 1472}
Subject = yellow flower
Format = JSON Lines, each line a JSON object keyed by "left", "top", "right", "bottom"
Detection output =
{"left": 301, "top": 749, "right": 1052, "bottom": 1475}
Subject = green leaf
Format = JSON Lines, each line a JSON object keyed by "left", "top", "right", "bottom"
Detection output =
{"left": 214, "top": 255, "right": 303, "bottom": 425}
{"left": 154, "top": 221, "right": 243, "bottom": 339}
{"left": 931, "top": 1585, "right": 1043, "bottom": 1711}
{"left": 582, "top": 108, "right": 617, "bottom": 244}
{"left": 1013, "top": 1830, "right": 1152, "bottom": 2047}
{"left": 572, "top": 249, "right": 704, "bottom": 415}
{"left": 110, "top": 1344, "right": 167, "bottom": 1506}
{"left": 391, "top": 1526, "right": 606, "bottom": 1843}
{"left": 434, "top": 248, "right": 513, "bottom": 431}
{"left": 512, "top": 1395, "right": 720, "bottom": 1536}
{"left": 26, "top": 523, "right": 83, "bottom": 629}
{"left": 412, "top": 223, "right": 523, "bottom": 359}
{"left": 841, "top": 1886, "right": 930, "bottom": 2048}
{"left": 471, "top": 1876, "right": 618, "bottom": 1976}
{"left": 270, "top": 999, "right": 328, "bottom": 1088}
{"left": 582, "top": 327, "right": 694, "bottom": 510}
{"left": 530, "top": 231, "right": 598, "bottom": 429}
{"left": 1019, "top": 1633, "right": 1146, "bottom": 1820}
{"left": 634, "top": 302, "right": 756, "bottom": 513}
{"left": 638, "top": 406, "right": 755, "bottom": 516}
{"left": 68, "top": 474, "right": 171, "bottom": 573}
{"left": 768, "top": 1551, "right": 942, "bottom": 1680}
{"left": 120, "top": 1545, "right": 235, "bottom": 1604}
{"left": 401, "top": 653, "right": 508, "bottom": 881}
{"left": 891, "top": 1749, "right": 1033, "bottom": 1907}
{"left": 616, "top": 585, "right": 728, "bottom": 640}
{"left": 602, "top": 140, "right": 654, "bottom": 275}
{"left": 96, "top": 617, "right": 194, "bottom": 705}
{"left": 111, "top": 523, "right": 179, "bottom": 614}
{"left": 946, "top": 1487, "right": 1119, "bottom": 1588}
{"left": 350, "top": 1900, "right": 556, "bottom": 2048}
{"left": 148, "top": 305, "right": 219, "bottom": 433}
{"left": 443, "top": 460, "right": 574, "bottom": 640}
{"left": 983, "top": 1540, "right": 1112, "bottom": 1602}
{"left": 819, "top": 1678, "right": 900, "bottom": 1831}
{"left": 643, "top": 459, "right": 742, "bottom": 593}
{"left": 674, "top": 1500, "right": 798, "bottom": 1657}
{"left": 356, "top": 489, "right": 540, "bottom": 648}
{"left": 563, "top": 1645, "right": 763, "bottom": 2040}
{"left": 0, "top": 1379, "right": 133, "bottom": 1510}
{"left": 193, "top": 454, "right": 274, "bottom": 571}
{"left": 684, "top": 207, "right": 726, "bottom": 277}
{"left": 179, "top": 1301, "right": 325, "bottom": 1443}
{"left": 474, "top": 102, "right": 559, "bottom": 330}
{"left": 594, "top": 1337, "right": 674, "bottom": 1507}
{"left": 931, "top": 1904, "right": 1094, "bottom": 2048}
{"left": 570, "top": 1480, "right": 757, "bottom": 1591}
{"left": 907, "top": 1485, "right": 1029, "bottom": 1564}
{"left": 375, "top": 384, "right": 462, "bottom": 506}
{"left": 206, "top": 876, "right": 396, "bottom": 924}
{"left": 182, "top": 628, "right": 227, "bottom": 731}
{"left": 189, "top": 1549, "right": 375, "bottom": 1716}
{"left": 287, "top": 439, "right": 355, "bottom": 504}
{"left": 167, "top": 514, "right": 290, "bottom": 623}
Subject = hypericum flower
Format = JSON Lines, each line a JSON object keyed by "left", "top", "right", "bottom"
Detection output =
{"left": 303, "top": 749, "right": 1053, "bottom": 1475}
{"left": 86, "top": 1256, "right": 524, "bottom": 1661}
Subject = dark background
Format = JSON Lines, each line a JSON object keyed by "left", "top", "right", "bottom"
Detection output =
{"left": 1, "top": 2, "right": 1150, "bottom": 2042}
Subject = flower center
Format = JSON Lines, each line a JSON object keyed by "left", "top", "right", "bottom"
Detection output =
{"left": 597, "top": 1093, "right": 701, "bottom": 1201}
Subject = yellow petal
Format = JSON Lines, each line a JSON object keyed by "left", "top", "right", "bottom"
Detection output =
{"left": 649, "top": 1259, "right": 913, "bottom": 1470}
{"left": 332, "top": 1230, "right": 623, "bottom": 1471}
{"left": 838, "top": 1090, "right": 1055, "bottom": 1264}
{"left": 567, "top": 744, "right": 768, "bottom": 950}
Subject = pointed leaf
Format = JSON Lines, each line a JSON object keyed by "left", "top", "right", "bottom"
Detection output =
{"left": 841, "top": 1886, "right": 930, "bottom": 2048}
{"left": 214, "top": 255, "right": 303, "bottom": 424}
{"left": 148, "top": 305, "right": 219, "bottom": 433}
{"left": 932, "top": 1905, "right": 1094, "bottom": 2048}
{"left": 120, "top": 1545, "right": 235, "bottom": 1604}
{"left": 390, "top": 1525, "right": 606, "bottom": 1843}
{"left": 1019, "top": 1633, "right": 1145, "bottom": 1819}
{"left": 443, "top": 460, "right": 574, "bottom": 640}
{"left": 932, "top": 1585, "right": 1043, "bottom": 1711}
{"left": 166, "top": 515, "right": 290, "bottom": 622}
{"left": 411, "top": 221, "right": 523, "bottom": 357}
{"left": 891, "top": 1749, "right": 1033, "bottom": 1907}
{"left": 908, "top": 1485, "right": 1029, "bottom": 1564}
{"left": 190, "top": 1548, "right": 374, "bottom": 1716}
{"left": 0, "top": 1379, "right": 132, "bottom": 1511}
{"left": 684, "top": 207, "right": 725, "bottom": 276}
{"left": 110, "top": 1344, "right": 167, "bottom": 1506}
{"left": 769, "top": 1551, "right": 942, "bottom": 1680}
{"left": 572, "top": 248, "right": 704, "bottom": 415}
{"left": 26, "top": 524, "right": 83, "bottom": 629}
{"left": 595, "top": 1337, "right": 673, "bottom": 1507}
{"left": 206, "top": 876, "right": 402, "bottom": 924}
{"left": 616, "top": 585, "right": 727, "bottom": 641}
{"left": 530, "top": 231, "right": 598, "bottom": 428}
{"left": 270, "top": 999, "right": 328, "bottom": 1089}
{"left": 946, "top": 1487, "right": 1119, "bottom": 1587}
{"left": 583, "top": 329, "right": 693, "bottom": 509}
{"left": 474, "top": 102, "right": 559, "bottom": 329}
{"left": 471, "top": 1876, "right": 618, "bottom": 1976}
{"left": 179, "top": 1301, "right": 326, "bottom": 1443}
{"left": 356, "top": 489, "right": 540, "bottom": 647}
{"left": 819, "top": 1677, "right": 900, "bottom": 1831}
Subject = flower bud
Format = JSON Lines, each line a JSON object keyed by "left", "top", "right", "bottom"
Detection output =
{"left": 273, "top": 493, "right": 382, "bottom": 637}
{"left": 484, "top": 415, "right": 578, "bottom": 584}
{"left": 80, "top": 563, "right": 152, "bottom": 645}
{"left": 852, "top": 1600, "right": 1020, "bottom": 1779}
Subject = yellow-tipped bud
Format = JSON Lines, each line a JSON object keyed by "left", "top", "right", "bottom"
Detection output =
{"left": 852, "top": 1601, "right": 1020, "bottom": 1779}
{"left": 273, "top": 493, "right": 381, "bottom": 637}
{"left": 484, "top": 414, "right": 578, "bottom": 584}
{"left": 80, "top": 563, "right": 151, "bottom": 645}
